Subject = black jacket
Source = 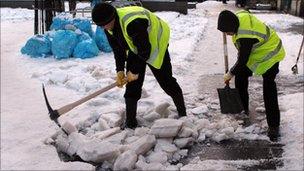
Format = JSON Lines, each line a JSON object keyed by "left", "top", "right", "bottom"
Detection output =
{"left": 230, "top": 38, "right": 259, "bottom": 75}
{"left": 105, "top": 15, "right": 150, "bottom": 74}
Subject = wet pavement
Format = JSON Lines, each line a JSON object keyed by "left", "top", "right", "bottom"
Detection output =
{"left": 192, "top": 74, "right": 304, "bottom": 170}
{"left": 181, "top": 139, "right": 284, "bottom": 170}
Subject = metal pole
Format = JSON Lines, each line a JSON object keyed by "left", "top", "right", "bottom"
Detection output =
{"left": 34, "top": 0, "right": 38, "bottom": 34}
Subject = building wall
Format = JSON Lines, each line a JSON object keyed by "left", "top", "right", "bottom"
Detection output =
{"left": 277, "top": 0, "right": 303, "bottom": 17}
{"left": 290, "top": 0, "right": 303, "bottom": 16}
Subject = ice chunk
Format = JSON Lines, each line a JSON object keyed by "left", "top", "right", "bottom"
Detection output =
{"left": 197, "top": 132, "right": 206, "bottom": 142}
{"left": 98, "top": 118, "right": 110, "bottom": 131}
{"left": 104, "top": 131, "right": 128, "bottom": 144}
{"left": 178, "top": 126, "right": 194, "bottom": 138}
{"left": 100, "top": 113, "right": 123, "bottom": 128}
{"left": 191, "top": 105, "right": 208, "bottom": 115}
{"left": 143, "top": 111, "right": 161, "bottom": 122}
{"left": 146, "top": 151, "right": 168, "bottom": 164}
{"left": 125, "top": 136, "right": 139, "bottom": 144}
{"left": 195, "top": 119, "right": 210, "bottom": 131}
{"left": 220, "top": 126, "right": 235, "bottom": 137}
{"left": 67, "top": 132, "right": 89, "bottom": 156}
{"left": 154, "top": 138, "right": 178, "bottom": 154}
{"left": 155, "top": 102, "right": 170, "bottom": 118}
{"left": 174, "top": 137, "right": 194, "bottom": 148}
{"left": 134, "top": 127, "right": 150, "bottom": 137}
{"left": 150, "top": 119, "right": 183, "bottom": 138}
{"left": 78, "top": 139, "right": 121, "bottom": 163}
{"left": 93, "top": 127, "right": 121, "bottom": 140}
{"left": 212, "top": 133, "right": 228, "bottom": 143}
{"left": 113, "top": 150, "right": 137, "bottom": 171}
{"left": 128, "top": 135, "right": 156, "bottom": 155}
{"left": 62, "top": 121, "right": 77, "bottom": 134}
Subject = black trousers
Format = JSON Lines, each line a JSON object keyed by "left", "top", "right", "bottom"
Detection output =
{"left": 235, "top": 63, "right": 280, "bottom": 127}
{"left": 124, "top": 49, "right": 186, "bottom": 123}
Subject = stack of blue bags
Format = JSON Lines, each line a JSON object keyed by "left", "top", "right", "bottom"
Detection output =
{"left": 21, "top": 16, "right": 112, "bottom": 59}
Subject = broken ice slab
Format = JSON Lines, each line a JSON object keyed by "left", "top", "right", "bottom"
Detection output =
{"left": 150, "top": 118, "right": 184, "bottom": 138}
{"left": 128, "top": 134, "right": 156, "bottom": 155}
{"left": 113, "top": 150, "right": 138, "bottom": 171}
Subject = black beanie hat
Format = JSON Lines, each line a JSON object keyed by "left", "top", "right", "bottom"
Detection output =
{"left": 92, "top": 3, "right": 116, "bottom": 26}
{"left": 217, "top": 10, "right": 239, "bottom": 33}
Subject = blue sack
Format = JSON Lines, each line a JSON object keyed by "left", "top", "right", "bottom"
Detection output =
{"left": 94, "top": 26, "right": 112, "bottom": 53}
{"left": 21, "top": 34, "right": 51, "bottom": 57}
{"left": 73, "top": 39, "right": 99, "bottom": 59}
{"left": 91, "top": 0, "right": 102, "bottom": 7}
{"left": 50, "top": 17, "right": 93, "bottom": 37}
{"left": 50, "top": 17, "right": 72, "bottom": 31}
{"left": 73, "top": 18, "right": 93, "bottom": 37}
{"left": 76, "top": 30, "right": 91, "bottom": 42}
{"left": 52, "top": 30, "right": 78, "bottom": 59}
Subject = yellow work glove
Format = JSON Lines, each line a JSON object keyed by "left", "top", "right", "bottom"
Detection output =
{"left": 223, "top": 72, "right": 234, "bottom": 84}
{"left": 116, "top": 71, "right": 126, "bottom": 88}
{"left": 126, "top": 71, "right": 139, "bottom": 82}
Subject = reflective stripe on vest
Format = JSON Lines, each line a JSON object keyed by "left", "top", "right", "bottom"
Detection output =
{"left": 233, "top": 10, "right": 285, "bottom": 75}
{"left": 250, "top": 39, "right": 282, "bottom": 72}
{"left": 117, "top": 6, "right": 169, "bottom": 69}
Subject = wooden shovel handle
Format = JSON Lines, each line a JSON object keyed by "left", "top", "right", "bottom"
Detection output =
{"left": 223, "top": 32, "right": 229, "bottom": 73}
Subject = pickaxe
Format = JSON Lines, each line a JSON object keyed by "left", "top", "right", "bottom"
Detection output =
{"left": 42, "top": 82, "right": 117, "bottom": 128}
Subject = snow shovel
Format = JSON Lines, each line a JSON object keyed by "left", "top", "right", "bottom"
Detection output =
{"left": 291, "top": 36, "right": 304, "bottom": 75}
{"left": 217, "top": 33, "right": 244, "bottom": 114}
{"left": 42, "top": 82, "right": 117, "bottom": 127}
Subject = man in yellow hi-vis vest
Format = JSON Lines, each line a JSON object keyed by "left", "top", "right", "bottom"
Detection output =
{"left": 92, "top": 3, "right": 186, "bottom": 129}
{"left": 217, "top": 10, "right": 285, "bottom": 141}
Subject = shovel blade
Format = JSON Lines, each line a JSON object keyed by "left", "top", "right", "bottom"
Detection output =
{"left": 217, "top": 85, "right": 244, "bottom": 114}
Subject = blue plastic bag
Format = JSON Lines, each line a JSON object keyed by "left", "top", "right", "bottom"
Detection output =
{"left": 94, "top": 26, "right": 112, "bottom": 53}
{"left": 73, "top": 18, "right": 93, "bottom": 37}
{"left": 73, "top": 39, "right": 99, "bottom": 59}
{"left": 76, "top": 30, "right": 91, "bottom": 42}
{"left": 91, "top": 0, "right": 102, "bottom": 7}
{"left": 50, "top": 17, "right": 71, "bottom": 31}
{"left": 21, "top": 34, "right": 51, "bottom": 57}
{"left": 51, "top": 30, "right": 78, "bottom": 59}
{"left": 50, "top": 17, "right": 93, "bottom": 37}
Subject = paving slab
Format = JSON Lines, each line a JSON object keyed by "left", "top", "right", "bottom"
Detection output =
{"left": 181, "top": 139, "right": 284, "bottom": 170}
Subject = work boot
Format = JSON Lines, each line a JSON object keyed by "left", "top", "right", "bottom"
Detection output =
{"left": 267, "top": 126, "right": 280, "bottom": 142}
{"left": 125, "top": 98, "right": 138, "bottom": 129}
{"left": 172, "top": 94, "right": 186, "bottom": 118}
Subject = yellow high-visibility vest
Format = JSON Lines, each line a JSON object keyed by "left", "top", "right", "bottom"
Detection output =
{"left": 232, "top": 10, "right": 285, "bottom": 75}
{"left": 115, "top": 6, "right": 170, "bottom": 69}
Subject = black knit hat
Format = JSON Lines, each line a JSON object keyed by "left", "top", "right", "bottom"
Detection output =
{"left": 92, "top": 3, "right": 116, "bottom": 26}
{"left": 217, "top": 10, "right": 239, "bottom": 33}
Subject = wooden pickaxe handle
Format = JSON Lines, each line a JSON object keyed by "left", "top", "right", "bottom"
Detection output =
{"left": 56, "top": 82, "right": 117, "bottom": 116}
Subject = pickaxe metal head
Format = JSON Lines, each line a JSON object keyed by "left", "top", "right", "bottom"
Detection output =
{"left": 42, "top": 84, "right": 69, "bottom": 135}
{"left": 42, "top": 84, "right": 61, "bottom": 126}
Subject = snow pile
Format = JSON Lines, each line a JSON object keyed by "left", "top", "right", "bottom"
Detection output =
{"left": 0, "top": 8, "right": 34, "bottom": 21}
{"left": 278, "top": 93, "right": 304, "bottom": 170}
{"left": 254, "top": 13, "right": 304, "bottom": 31}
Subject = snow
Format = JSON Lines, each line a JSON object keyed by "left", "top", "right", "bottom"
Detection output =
{"left": 1, "top": 1, "right": 303, "bottom": 170}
